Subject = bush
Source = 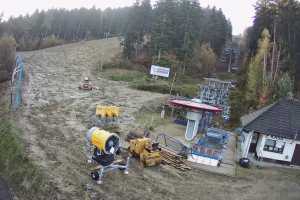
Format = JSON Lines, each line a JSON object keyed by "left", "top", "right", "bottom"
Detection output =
{"left": 276, "top": 73, "right": 294, "bottom": 98}
{"left": 0, "top": 36, "right": 16, "bottom": 82}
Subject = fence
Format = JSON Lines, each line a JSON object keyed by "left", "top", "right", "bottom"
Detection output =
{"left": 11, "top": 55, "right": 25, "bottom": 111}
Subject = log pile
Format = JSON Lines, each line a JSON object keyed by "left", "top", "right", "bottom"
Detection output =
{"left": 160, "top": 147, "right": 191, "bottom": 171}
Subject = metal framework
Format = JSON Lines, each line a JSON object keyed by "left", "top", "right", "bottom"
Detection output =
{"left": 91, "top": 157, "right": 130, "bottom": 184}
{"left": 199, "top": 78, "right": 232, "bottom": 120}
{"left": 11, "top": 55, "right": 25, "bottom": 111}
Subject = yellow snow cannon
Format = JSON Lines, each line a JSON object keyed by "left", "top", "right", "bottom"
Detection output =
{"left": 86, "top": 127, "right": 119, "bottom": 154}
{"left": 85, "top": 127, "right": 130, "bottom": 184}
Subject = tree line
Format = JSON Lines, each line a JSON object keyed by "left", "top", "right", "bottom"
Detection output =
{"left": 0, "top": 7, "right": 130, "bottom": 51}
{"left": 230, "top": 0, "right": 300, "bottom": 126}
{"left": 124, "top": 0, "right": 232, "bottom": 75}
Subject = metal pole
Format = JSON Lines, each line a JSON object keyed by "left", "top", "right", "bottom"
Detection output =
{"left": 169, "top": 72, "right": 177, "bottom": 96}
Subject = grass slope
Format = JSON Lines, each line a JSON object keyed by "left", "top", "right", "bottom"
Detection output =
{"left": 0, "top": 119, "right": 58, "bottom": 199}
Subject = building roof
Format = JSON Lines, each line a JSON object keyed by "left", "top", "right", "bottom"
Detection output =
{"left": 168, "top": 99, "right": 222, "bottom": 112}
{"left": 241, "top": 103, "right": 275, "bottom": 127}
{"left": 243, "top": 98, "right": 300, "bottom": 141}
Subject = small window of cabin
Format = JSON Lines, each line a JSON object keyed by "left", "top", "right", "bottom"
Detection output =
{"left": 263, "top": 139, "right": 285, "bottom": 154}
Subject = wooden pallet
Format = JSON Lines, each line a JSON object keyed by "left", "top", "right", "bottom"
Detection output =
{"left": 160, "top": 148, "right": 191, "bottom": 171}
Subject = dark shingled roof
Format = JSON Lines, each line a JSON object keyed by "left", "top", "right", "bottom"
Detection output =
{"left": 243, "top": 98, "right": 300, "bottom": 141}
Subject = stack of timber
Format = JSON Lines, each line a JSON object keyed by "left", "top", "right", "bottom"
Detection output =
{"left": 160, "top": 147, "right": 191, "bottom": 171}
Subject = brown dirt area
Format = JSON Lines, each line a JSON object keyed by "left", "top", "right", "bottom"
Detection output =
{"left": 11, "top": 38, "right": 300, "bottom": 200}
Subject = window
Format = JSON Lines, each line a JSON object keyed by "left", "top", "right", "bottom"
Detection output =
{"left": 263, "top": 139, "right": 285, "bottom": 154}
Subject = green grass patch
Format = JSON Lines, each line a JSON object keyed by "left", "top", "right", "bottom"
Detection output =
{"left": 216, "top": 72, "right": 237, "bottom": 80}
{"left": 135, "top": 111, "right": 168, "bottom": 131}
{"left": 131, "top": 79, "right": 198, "bottom": 97}
{"left": 109, "top": 70, "right": 147, "bottom": 82}
{"left": 102, "top": 64, "right": 200, "bottom": 97}
{"left": 0, "top": 119, "right": 57, "bottom": 199}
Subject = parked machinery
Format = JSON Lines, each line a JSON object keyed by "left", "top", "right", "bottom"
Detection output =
{"left": 79, "top": 77, "right": 94, "bottom": 90}
{"left": 86, "top": 127, "right": 130, "bottom": 184}
{"left": 93, "top": 105, "right": 120, "bottom": 128}
{"left": 129, "top": 137, "right": 161, "bottom": 167}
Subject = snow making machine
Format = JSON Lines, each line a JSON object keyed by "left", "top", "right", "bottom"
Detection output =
{"left": 85, "top": 127, "right": 130, "bottom": 184}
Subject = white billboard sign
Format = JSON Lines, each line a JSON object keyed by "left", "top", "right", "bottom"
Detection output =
{"left": 150, "top": 65, "right": 170, "bottom": 78}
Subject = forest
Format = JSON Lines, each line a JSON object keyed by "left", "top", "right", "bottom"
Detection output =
{"left": 230, "top": 0, "right": 300, "bottom": 126}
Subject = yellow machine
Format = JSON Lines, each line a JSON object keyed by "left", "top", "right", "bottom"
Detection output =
{"left": 129, "top": 138, "right": 161, "bottom": 167}
{"left": 86, "top": 127, "right": 129, "bottom": 184}
{"left": 96, "top": 106, "right": 120, "bottom": 118}
{"left": 86, "top": 128, "right": 120, "bottom": 154}
{"left": 79, "top": 77, "right": 94, "bottom": 90}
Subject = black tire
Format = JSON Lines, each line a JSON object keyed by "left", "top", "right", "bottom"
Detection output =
{"left": 239, "top": 158, "right": 250, "bottom": 168}
{"left": 119, "top": 167, "right": 126, "bottom": 171}
{"left": 91, "top": 171, "right": 99, "bottom": 180}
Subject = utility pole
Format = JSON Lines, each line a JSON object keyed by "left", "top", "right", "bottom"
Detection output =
{"left": 227, "top": 49, "right": 233, "bottom": 73}
{"left": 100, "top": 52, "right": 104, "bottom": 72}
{"left": 169, "top": 72, "right": 177, "bottom": 95}
{"left": 158, "top": 49, "right": 161, "bottom": 63}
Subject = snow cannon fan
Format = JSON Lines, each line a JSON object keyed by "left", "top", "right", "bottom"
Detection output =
{"left": 85, "top": 127, "right": 130, "bottom": 184}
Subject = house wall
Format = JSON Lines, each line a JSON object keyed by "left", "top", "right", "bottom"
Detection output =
{"left": 256, "top": 135, "right": 300, "bottom": 162}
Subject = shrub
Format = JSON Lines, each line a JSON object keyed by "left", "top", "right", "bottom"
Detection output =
{"left": 0, "top": 36, "right": 16, "bottom": 82}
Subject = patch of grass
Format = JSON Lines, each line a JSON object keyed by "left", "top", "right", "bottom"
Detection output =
{"left": 0, "top": 119, "right": 57, "bottom": 199}
{"left": 216, "top": 72, "right": 237, "bottom": 81}
{"left": 109, "top": 70, "right": 147, "bottom": 82}
{"left": 131, "top": 79, "right": 198, "bottom": 97}
{"left": 102, "top": 62, "right": 200, "bottom": 97}
{"left": 102, "top": 59, "right": 146, "bottom": 72}
{"left": 135, "top": 111, "right": 168, "bottom": 131}
{"left": 175, "top": 84, "right": 199, "bottom": 97}
{"left": 131, "top": 80, "right": 170, "bottom": 94}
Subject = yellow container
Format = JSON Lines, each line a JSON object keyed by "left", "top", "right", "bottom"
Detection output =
{"left": 110, "top": 106, "right": 120, "bottom": 117}
{"left": 96, "top": 106, "right": 106, "bottom": 118}
{"left": 86, "top": 127, "right": 119, "bottom": 154}
{"left": 96, "top": 105, "right": 120, "bottom": 118}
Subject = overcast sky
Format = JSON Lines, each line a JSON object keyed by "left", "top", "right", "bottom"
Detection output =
{"left": 0, "top": 0, "right": 257, "bottom": 35}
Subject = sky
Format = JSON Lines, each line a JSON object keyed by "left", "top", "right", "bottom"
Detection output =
{"left": 0, "top": 0, "right": 257, "bottom": 35}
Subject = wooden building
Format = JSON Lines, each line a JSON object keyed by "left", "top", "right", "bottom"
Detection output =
{"left": 240, "top": 98, "right": 300, "bottom": 166}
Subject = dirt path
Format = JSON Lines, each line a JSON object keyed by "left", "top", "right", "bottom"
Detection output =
{"left": 15, "top": 38, "right": 300, "bottom": 200}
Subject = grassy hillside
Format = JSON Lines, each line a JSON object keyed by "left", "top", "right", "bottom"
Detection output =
{"left": 0, "top": 119, "right": 58, "bottom": 199}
